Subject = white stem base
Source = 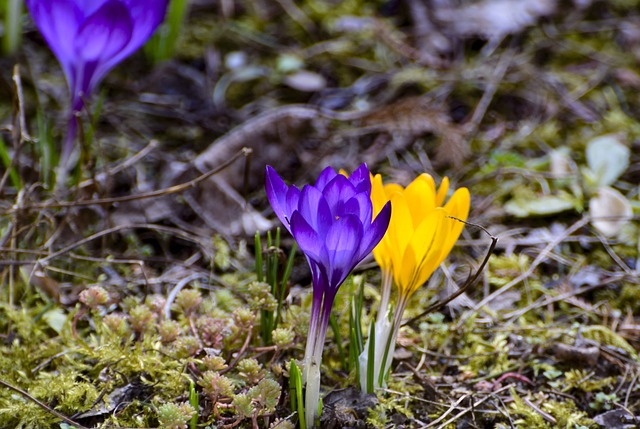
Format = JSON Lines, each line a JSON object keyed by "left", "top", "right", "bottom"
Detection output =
{"left": 359, "top": 315, "right": 395, "bottom": 391}
{"left": 305, "top": 356, "right": 321, "bottom": 428}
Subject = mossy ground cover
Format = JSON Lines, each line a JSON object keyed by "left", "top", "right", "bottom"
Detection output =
{"left": 0, "top": 1, "right": 639, "bottom": 428}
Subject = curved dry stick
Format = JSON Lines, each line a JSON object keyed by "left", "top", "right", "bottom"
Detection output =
{"left": 77, "top": 139, "right": 160, "bottom": 191}
{"left": 7, "top": 147, "right": 252, "bottom": 212}
{"left": 37, "top": 223, "right": 208, "bottom": 266}
{"left": 404, "top": 218, "right": 498, "bottom": 327}
{"left": 29, "top": 223, "right": 211, "bottom": 289}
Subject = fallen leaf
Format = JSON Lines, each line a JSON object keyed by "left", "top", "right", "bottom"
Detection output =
{"left": 589, "top": 186, "right": 632, "bottom": 237}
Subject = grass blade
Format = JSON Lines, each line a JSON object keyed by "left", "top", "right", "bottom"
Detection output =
{"left": 289, "top": 360, "right": 306, "bottom": 429}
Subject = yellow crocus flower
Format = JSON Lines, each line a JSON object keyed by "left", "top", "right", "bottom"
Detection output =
{"left": 360, "top": 172, "right": 470, "bottom": 393}
{"left": 371, "top": 173, "right": 470, "bottom": 299}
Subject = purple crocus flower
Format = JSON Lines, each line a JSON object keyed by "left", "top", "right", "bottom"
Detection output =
{"left": 265, "top": 164, "right": 391, "bottom": 428}
{"left": 26, "top": 0, "right": 168, "bottom": 165}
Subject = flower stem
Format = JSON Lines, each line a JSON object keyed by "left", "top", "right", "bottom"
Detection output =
{"left": 359, "top": 287, "right": 410, "bottom": 392}
{"left": 376, "top": 270, "right": 393, "bottom": 325}
{"left": 2, "top": 0, "right": 22, "bottom": 55}
{"left": 303, "top": 291, "right": 334, "bottom": 428}
{"left": 359, "top": 270, "right": 393, "bottom": 392}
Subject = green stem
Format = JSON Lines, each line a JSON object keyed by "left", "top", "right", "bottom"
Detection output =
{"left": 2, "top": 0, "right": 22, "bottom": 55}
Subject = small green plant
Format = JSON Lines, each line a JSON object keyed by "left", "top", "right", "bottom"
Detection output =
{"left": 255, "top": 229, "right": 297, "bottom": 345}
{"left": 590, "top": 392, "right": 620, "bottom": 411}
{"left": 157, "top": 402, "right": 196, "bottom": 429}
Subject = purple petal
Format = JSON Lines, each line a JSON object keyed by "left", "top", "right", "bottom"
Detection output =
{"left": 265, "top": 166, "right": 293, "bottom": 231}
{"left": 27, "top": 0, "right": 168, "bottom": 107}
{"left": 74, "top": 0, "right": 110, "bottom": 15}
{"left": 298, "top": 185, "right": 332, "bottom": 236}
{"left": 323, "top": 175, "right": 357, "bottom": 215}
{"left": 98, "top": 0, "right": 168, "bottom": 77}
{"left": 314, "top": 166, "right": 338, "bottom": 190}
{"left": 348, "top": 163, "right": 371, "bottom": 194}
{"left": 290, "top": 211, "right": 324, "bottom": 263}
{"left": 342, "top": 193, "right": 373, "bottom": 225}
{"left": 359, "top": 201, "right": 391, "bottom": 258}
{"left": 75, "top": 1, "right": 132, "bottom": 62}
{"left": 73, "top": 0, "right": 133, "bottom": 96}
{"left": 285, "top": 186, "right": 301, "bottom": 220}
{"left": 324, "top": 214, "right": 363, "bottom": 289}
{"left": 25, "top": 0, "right": 81, "bottom": 84}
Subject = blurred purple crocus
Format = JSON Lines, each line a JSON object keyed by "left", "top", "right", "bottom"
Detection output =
{"left": 26, "top": 0, "right": 168, "bottom": 167}
{"left": 266, "top": 164, "right": 391, "bottom": 428}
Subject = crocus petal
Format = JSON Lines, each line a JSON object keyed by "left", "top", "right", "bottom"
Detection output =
{"left": 435, "top": 176, "right": 450, "bottom": 207}
{"left": 444, "top": 187, "right": 470, "bottom": 225}
{"left": 308, "top": 260, "right": 329, "bottom": 300}
{"left": 396, "top": 209, "right": 442, "bottom": 295}
{"left": 75, "top": 0, "right": 132, "bottom": 62}
{"left": 285, "top": 186, "right": 301, "bottom": 219}
{"left": 349, "top": 163, "right": 371, "bottom": 194}
{"left": 298, "top": 185, "right": 331, "bottom": 234}
{"left": 343, "top": 193, "right": 373, "bottom": 225}
{"left": 27, "top": 0, "right": 168, "bottom": 102}
{"left": 407, "top": 209, "right": 449, "bottom": 296}
{"left": 370, "top": 174, "right": 389, "bottom": 215}
{"left": 442, "top": 187, "right": 470, "bottom": 254}
{"left": 360, "top": 201, "right": 391, "bottom": 258}
{"left": 265, "top": 166, "right": 293, "bottom": 230}
{"left": 25, "top": 0, "right": 81, "bottom": 81}
{"left": 387, "top": 194, "right": 413, "bottom": 271}
{"left": 373, "top": 239, "right": 392, "bottom": 273}
{"left": 404, "top": 174, "right": 436, "bottom": 228}
{"left": 323, "top": 175, "right": 357, "bottom": 214}
{"left": 74, "top": 0, "right": 110, "bottom": 14}
{"left": 290, "top": 211, "right": 324, "bottom": 263}
{"left": 74, "top": 0, "right": 133, "bottom": 98}
{"left": 324, "top": 215, "right": 363, "bottom": 289}
{"left": 87, "top": 0, "right": 168, "bottom": 88}
{"left": 98, "top": 0, "right": 168, "bottom": 75}
{"left": 314, "top": 166, "right": 338, "bottom": 190}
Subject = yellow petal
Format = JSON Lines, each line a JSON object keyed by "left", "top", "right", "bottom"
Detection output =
{"left": 370, "top": 174, "right": 390, "bottom": 215}
{"left": 414, "top": 211, "right": 452, "bottom": 293}
{"left": 387, "top": 194, "right": 413, "bottom": 275}
{"left": 435, "top": 177, "right": 450, "bottom": 207}
{"left": 396, "top": 244, "right": 417, "bottom": 296}
{"left": 404, "top": 174, "right": 436, "bottom": 228}
{"left": 444, "top": 187, "right": 470, "bottom": 222}
{"left": 442, "top": 187, "right": 470, "bottom": 255}
{"left": 406, "top": 209, "right": 449, "bottom": 296}
{"left": 396, "top": 209, "right": 443, "bottom": 296}
{"left": 384, "top": 183, "right": 404, "bottom": 199}
{"left": 373, "top": 230, "right": 393, "bottom": 272}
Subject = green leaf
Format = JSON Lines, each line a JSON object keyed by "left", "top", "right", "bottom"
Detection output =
{"left": 42, "top": 308, "right": 67, "bottom": 334}
{"left": 366, "top": 321, "right": 376, "bottom": 394}
{"left": 289, "top": 360, "right": 305, "bottom": 429}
